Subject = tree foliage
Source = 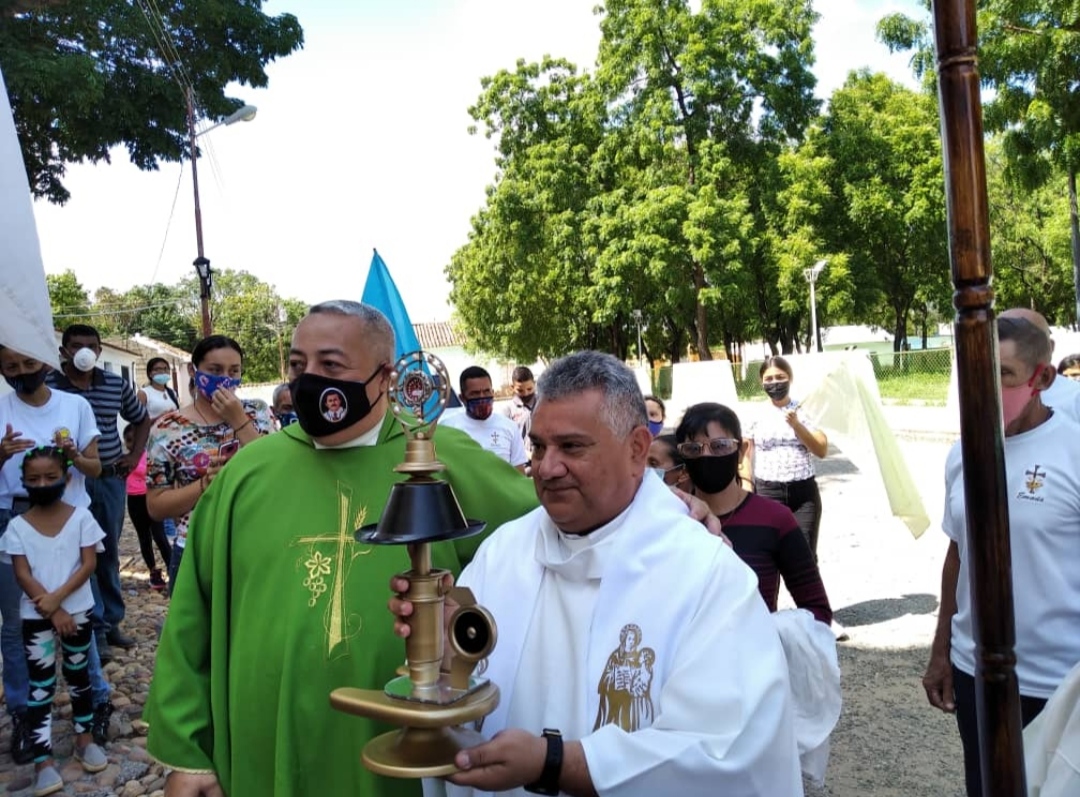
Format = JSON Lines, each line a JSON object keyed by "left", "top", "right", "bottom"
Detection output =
{"left": 818, "top": 71, "right": 951, "bottom": 351}
{"left": 0, "top": 0, "right": 303, "bottom": 204}
{"left": 46, "top": 269, "right": 302, "bottom": 383}
{"left": 879, "top": 0, "right": 1080, "bottom": 322}
{"left": 448, "top": 0, "right": 821, "bottom": 363}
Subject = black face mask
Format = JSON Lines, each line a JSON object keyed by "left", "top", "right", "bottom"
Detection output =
{"left": 289, "top": 365, "right": 384, "bottom": 439}
{"left": 763, "top": 381, "right": 790, "bottom": 401}
{"left": 24, "top": 480, "right": 66, "bottom": 507}
{"left": 685, "top": 451, "right": 739, "bottom": 495}
{"left": 4, "top": 367, "right": 49, "bottom": 396}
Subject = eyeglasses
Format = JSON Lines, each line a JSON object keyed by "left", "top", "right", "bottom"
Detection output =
{"left": 676, "top": 437, "right": 739, "bottom": 459}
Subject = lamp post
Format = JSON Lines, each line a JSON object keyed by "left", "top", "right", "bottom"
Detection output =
{"left": 187, "top": 90, "right": 257, "bottom": 336}
{"left": 803, "top": 259, "right": 827, "bottom": 353}
{"left": 631, "top": 309, "right": 644, "bottom": 366}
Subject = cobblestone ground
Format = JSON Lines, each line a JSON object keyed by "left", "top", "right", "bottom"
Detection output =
{"left": 0, "top": 427, "right": 971, "bottom": 796}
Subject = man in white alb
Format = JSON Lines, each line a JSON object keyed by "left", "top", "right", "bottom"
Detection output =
{"left": 394, "top": 351, "right": 801, "bottom": 797}
{"left": 442, "top": 366, "right": 529, "bottom": 474}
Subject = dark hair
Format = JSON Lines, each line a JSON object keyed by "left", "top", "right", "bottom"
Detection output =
{"left": 675, "top": 402, "right": 743, "bottom": 444}
{"left": 61, "top": 324, "right": 101, "bottom": 347}
{"left": 21, "top": 445, "right": 71, "bottom": 474}
{"left": 512, "top": 366, "right": 534, "bottom": 383}
{"left": 644, "top": 395, "right": 665, "bottom": 417}
{"left": 652, "top": 434, "right": 684, "bottom": 467}
{"left": 759, "top": 356, "right": 793, "bottom": 380}
{"left": 459, "top": 365, "right": 491, "bottom": 395}
{"left": 998, "top": 317, "right": 1051, "bottom": 368}
{"left": 189, "top": 335, "right": 244, "bottom": 393}
{"left": 146, "top": 357, "right": 170, "bottom": 377}
{"left": 1057, "top": 353, "right": 1080, "bottom": 375}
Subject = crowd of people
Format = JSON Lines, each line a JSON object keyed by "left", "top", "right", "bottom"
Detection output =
{"left": 0, "top": 302, "right": 1077, "bottom": 796}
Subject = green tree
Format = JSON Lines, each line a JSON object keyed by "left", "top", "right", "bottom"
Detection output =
{"left": 206, "top": 270, "right": 303, "bottom": 384}
{"left": 448, "top": 58, "right": 611, "bottom": 362}
{"left": 594, "top": 0, "right": 820, "bottom": 358}
{"left": 449, "top": 0, "right": 821, "bottom": 363}
{"left": 986, "top": 142, "right": 1075, "bottom": 321}
{"left": 46, "top": 269, "right": 94, "bottom": 330}
{"left": 879, "top": 0, "right": 1080, "bottom": 322}
{"left": 762, "top": 131, "right": 859, "bottom": 353}
{"left": 0, "top": 0, "right": 303, "bottom": 204}
{"left": 819, "top": 71, "right": 950, "bottom": 351}
{"left": 97, "top": 283, "right": 200, "bottom": 352}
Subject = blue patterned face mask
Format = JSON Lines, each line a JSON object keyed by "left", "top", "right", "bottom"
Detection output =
{"left": 647, "top": 420, "right": 664, "bottom": 437}
{"left": 195, "top": 370, "right": 241, "bottom": 400}
{"left": 465, "top": 396, "right": 494, "bottom": 421}
{"left": 277, "top": 411, "right": 299, "bottom": 427}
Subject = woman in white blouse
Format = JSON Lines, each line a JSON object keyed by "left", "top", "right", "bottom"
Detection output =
{"left": 742, "top": 356, "right": 828, "bottom": 558}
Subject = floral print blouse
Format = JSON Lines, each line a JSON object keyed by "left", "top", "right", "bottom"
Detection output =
{"left": 145, "top": 399, "right": 273, "bottom": 547}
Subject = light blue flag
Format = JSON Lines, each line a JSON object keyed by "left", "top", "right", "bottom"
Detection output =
{"left": 360, "top": 249, "right": 461, "bottom": 407}
{"left": 361, "top": 249, "right": 422, "bottom": 360}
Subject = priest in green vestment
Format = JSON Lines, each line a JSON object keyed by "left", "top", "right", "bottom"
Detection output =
{"left": 145, "top": 302, "right": 539, "bottom": 797}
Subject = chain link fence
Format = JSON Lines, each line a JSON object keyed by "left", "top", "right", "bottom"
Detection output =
{"left": 649, "top": 347, "right": 953, "bottom": 405}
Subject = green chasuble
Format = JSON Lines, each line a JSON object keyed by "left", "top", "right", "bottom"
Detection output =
{"left": 145, "top": 413, "right": 539, "bottom": 797}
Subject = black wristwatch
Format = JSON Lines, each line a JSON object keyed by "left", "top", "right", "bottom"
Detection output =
{"left": 524, "top": 728, "right": 563, "bottom": 795}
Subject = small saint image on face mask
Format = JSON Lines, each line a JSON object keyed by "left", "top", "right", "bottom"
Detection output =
{"left": 320, "top": 389, "right": 348, "bottom": 423}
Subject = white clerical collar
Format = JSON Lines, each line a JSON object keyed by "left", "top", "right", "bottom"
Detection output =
{"left": 534, "top": 500, "right": 632, "bottom": 582}
{"left": 312, "top": 412, "right": 386, "bottom": 449}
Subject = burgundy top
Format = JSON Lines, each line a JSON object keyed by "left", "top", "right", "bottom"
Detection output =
{"left": 722, "top": 493, "right": 833, "bottom": 624}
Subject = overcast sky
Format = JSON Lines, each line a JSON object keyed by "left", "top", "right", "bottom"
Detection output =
{"left": 30, "top": 0, "right": 927, "bottom": 322}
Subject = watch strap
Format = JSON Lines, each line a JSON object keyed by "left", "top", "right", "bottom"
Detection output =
{"left": 524, "top": 728, "right": 563, "bottom": 795}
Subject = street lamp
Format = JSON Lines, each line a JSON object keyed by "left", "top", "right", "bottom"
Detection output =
{"left": 631, "top": 309, "right": 644, "bottom": 365}
{"left": 187, "top": 90, "right": 257, "bottom": 336}
{"left": 803, "top": 259, "right": 827, "bottom": 353}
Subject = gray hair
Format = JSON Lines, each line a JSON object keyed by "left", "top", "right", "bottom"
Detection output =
{"left": 271, "top": 383, "right": 291, "bottom": 408}
{"left": 308, "top": 301, "right": 396, "bottom": 365}
{"left": 998, "top": 316, "right": 1052, "bottom": 369}
{"left": 536, "top": 351, "right": 647, "bottom": 438}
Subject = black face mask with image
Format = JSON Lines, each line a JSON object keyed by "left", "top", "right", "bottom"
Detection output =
{"left": 288, "top": 364, "right": 384, "bottom": 439}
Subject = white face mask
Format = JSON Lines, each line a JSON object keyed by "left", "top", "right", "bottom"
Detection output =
{"left": 72, "top": 348, "right": 98, "bottom": 372}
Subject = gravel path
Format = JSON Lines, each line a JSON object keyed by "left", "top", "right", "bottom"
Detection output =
{"left": 803, "top": 437, "right": 965, "bottom": 796}
{"left": 0, "top": 420, "right": 968, "bottom": 796}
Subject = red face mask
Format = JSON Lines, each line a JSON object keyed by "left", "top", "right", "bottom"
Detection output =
{"left": 1000, "top": 364, "right": 1045, "bottom": 428}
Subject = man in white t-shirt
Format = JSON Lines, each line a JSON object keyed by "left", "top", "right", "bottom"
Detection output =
{"left": 923, "top": 316, "right": 1080, "bottom": 797}
{"left": 442, "top": 366, "right": 529, "bottom": 474}
{"left": 0, "top": 345, "right": 115, "bottom": 762}
{"left": 502, "top": 365, "right": 537, "bottom": 460}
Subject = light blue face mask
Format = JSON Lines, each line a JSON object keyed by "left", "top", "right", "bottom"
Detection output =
{"left": 650, "top": 464, "right": 684, "bottom": 484}
{"left": 152, "top": 373, "right": 172, "bottom": 386}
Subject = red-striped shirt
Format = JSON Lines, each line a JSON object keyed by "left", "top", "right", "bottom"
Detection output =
{"left": 722, "top": 493, "right": 833, "bottom": 624}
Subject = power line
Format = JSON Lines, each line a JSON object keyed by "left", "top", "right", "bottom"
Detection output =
{"left": 53, "top": 301, "right": 189, "bottom": 319}
{"left": 149, "top": 160, "right": 186, "bottom": 286}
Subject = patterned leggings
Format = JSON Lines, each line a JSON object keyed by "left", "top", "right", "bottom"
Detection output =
{"left": 23, "top": 612, "right": 95, "bottom": 762}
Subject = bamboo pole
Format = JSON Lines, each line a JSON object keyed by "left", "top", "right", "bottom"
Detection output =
{"left": 931, "top": 2, "right": 1027, "bottom": 794}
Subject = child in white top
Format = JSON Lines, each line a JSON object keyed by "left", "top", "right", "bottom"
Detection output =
{"left": 0, "top": 446, "right": 109, "bottom": 796}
